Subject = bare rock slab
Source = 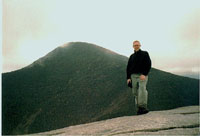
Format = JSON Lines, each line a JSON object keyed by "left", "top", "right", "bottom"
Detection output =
{"left": 30, "top": 105, "right": 200, "bottom": 135}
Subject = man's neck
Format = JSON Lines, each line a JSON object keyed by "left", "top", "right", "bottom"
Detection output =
{"left": 134, "top": 48, "right": 140, "bottom": 52}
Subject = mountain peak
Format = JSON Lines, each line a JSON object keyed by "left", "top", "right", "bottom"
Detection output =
{"left": 27, "top": 41, "right": 125, "bottom": 68}
{"left": 60, "top": 41, "right": 119, "bottom": 55}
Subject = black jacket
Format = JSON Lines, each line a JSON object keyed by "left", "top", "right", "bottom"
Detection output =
{"left": 126, "top": 49, "right": 151, "bottom": 79}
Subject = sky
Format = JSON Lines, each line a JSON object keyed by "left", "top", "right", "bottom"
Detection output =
{"left": 2, "top": 0, "right": 200, "bottom": 78}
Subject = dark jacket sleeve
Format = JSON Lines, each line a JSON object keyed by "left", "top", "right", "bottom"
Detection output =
{"left": 126, "top": 55, "right": 132, "bottom": 79}
{"left": 141, "top": 52, "right": 151, "bottom": 76}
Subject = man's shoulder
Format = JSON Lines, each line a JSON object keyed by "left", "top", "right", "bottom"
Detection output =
{"left": 129, "top": 53, "right": 134, "bottom": 57}
{"left": 140, "top": 49, "right": 148, "bottom": 54}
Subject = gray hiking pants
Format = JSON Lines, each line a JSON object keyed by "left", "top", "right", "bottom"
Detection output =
{"left": 131, "top": 73, "right": 148, "bottom": 112}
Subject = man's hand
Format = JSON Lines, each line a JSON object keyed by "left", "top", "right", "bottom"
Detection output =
{"left": 127, "top": 79, "right": 131, "bottom": 84}
{"left": 140, "top": 74, "right": 146, "bottom": 80}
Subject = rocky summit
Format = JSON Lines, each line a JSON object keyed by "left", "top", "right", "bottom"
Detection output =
{"left": 32, "top": 105, "right": 200, "bottom": 135}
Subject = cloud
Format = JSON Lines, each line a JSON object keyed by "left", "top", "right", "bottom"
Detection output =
{"left": 2, "top": 0, "right": 52, "bottom": 56}
{"left": 2, "top": 0, "right": 200, "bottom": 75}
{"left": 2, "top": 0, "right": 58, "bottom": 72}
{"left": 172, "top": 9, "right": 200, "bottom": 49}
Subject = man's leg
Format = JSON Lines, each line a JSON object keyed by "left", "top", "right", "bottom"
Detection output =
{"left": 138, "top": 75, "right": 148, "bottom": 109}
{"left": 131, "top": 74, "right": 140, "bottom": 113}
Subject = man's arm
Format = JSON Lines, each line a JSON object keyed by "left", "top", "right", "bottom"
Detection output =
{"left": 141, "top": 52, "right": 151, "bottom": 76}
{"left": 126, "top": 55, "right": 132, "bottom": 79}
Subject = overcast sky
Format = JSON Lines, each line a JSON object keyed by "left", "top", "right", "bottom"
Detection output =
{"left": 2, "top": 0, "right": 200, "bottom": 77}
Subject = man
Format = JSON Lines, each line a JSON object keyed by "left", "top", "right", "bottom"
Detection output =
{"left": 126, "top": 40, "right": 152, "bottom": 115}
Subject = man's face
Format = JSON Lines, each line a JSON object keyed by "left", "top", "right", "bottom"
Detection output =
{"left": 133, "top": 41, "right": 141, "bottom": 50}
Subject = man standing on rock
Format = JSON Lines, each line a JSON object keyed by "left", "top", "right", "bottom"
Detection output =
{"left": 126, "top": 40, "right": 152, "bottom": 115}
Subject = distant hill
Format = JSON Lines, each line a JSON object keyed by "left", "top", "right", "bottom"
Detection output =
{"left": 174, "top": 72, "right": 199, "bottom": 79}
{"left": 2, "top": 42, "right": 199, "bottom": 135}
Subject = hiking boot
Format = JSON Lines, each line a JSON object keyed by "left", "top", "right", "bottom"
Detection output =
{"left": 137, "top": 107, "right": 143, "bottom": 115}
{"left": 140, "top": 107, "right": 149, "bottom": 114}
{"left": 137, "top": 107, "right": 149, "bottom": 115}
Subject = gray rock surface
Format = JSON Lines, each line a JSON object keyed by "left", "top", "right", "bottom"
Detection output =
{"left": 30, "top": 105, "right": 200, "bottom": 135}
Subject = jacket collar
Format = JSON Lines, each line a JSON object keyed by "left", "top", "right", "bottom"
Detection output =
{"left": 134, "top": 48, "right": 141, "bottom": 53}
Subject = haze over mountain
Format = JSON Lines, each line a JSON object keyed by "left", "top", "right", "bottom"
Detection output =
{"left": 175, "top": 72, "right": 199, "bottom": 80}
{"left": 2, "top": 42, "right": 199, "bottom": 135}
